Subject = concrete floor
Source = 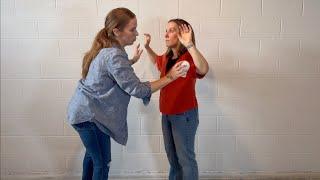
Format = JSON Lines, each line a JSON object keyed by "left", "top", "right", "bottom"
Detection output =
{"left": 2, "top": 172, "right": 320, "bottom": 180}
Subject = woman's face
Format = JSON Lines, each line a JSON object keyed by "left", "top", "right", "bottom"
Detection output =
{"left": 116, "top": 18, "right": 138, "bottom": 47}
{"left": 165, "top": 21, "right": 180, "bottom": 48}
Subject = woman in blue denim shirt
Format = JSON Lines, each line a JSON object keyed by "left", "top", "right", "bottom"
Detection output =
{"left": 67, "top": 8, "right": 186, "bottom": 180}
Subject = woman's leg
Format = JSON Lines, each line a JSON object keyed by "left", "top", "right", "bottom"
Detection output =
{"left": 170, "top": 108, "right": 199, "bottom": 180}
{"left": 162, "top": 115, "right": 183, "bottom": 180}
{"left": 72, "top": 121, "right": 111, "bottom": 180}
{"left": 82, "top": 151, "right": 93, "bottom": 179}
{"left": 92, "top": 122, "right": 111, "bottom": 179}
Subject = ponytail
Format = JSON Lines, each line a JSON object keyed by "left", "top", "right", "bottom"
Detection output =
{"left": 81, "top": 8, "right": 136, "bottom": 79}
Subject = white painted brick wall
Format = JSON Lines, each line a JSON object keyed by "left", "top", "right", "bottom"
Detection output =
{"left": 263, "top": 0, "right": 303, "bottom": 16}
{"left": 221, "top": 0, "right": 261, "bottom": 17}
{"left": 1, "top": 0, "right": 320, "bottom": 178}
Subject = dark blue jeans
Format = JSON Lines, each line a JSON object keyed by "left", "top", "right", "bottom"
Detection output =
{"left": 72, "top": 121, "right": 111, "bottom": 180}
{"left": 162, "top": 108, "right": 199, "bottom": 180}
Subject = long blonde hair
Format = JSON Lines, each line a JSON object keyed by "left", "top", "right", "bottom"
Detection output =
{"left": 81, "top": 8, "right": 136, "bottom": 78}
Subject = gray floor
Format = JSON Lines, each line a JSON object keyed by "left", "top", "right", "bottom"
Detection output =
{"left": 2, "top": 172, "right": 320, "bottom": 180}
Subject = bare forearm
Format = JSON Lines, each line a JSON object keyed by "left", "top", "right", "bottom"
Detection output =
{"left": 145, "top": 46, "right": 158, "bottom": 64}
{"left": 187, "top": 45, "right": 209, "bottom": 75}
{"left": 150, "top": 75, "right": 172, "bottom": 93}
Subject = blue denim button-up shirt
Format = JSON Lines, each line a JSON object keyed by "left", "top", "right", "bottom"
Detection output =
{"left": 67, "top": 47, "right": 151, "bottom": 145}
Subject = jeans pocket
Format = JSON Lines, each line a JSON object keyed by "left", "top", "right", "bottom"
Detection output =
{"left": 186, "top": 112, "right": 199, "bottom": 127}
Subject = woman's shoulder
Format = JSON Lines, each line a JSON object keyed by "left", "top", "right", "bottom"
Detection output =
{"left": 99, "top": 47, "right": 128, "bottom": 59}
{"left": 180, "top": 51, "right": 193, "bottom": 61}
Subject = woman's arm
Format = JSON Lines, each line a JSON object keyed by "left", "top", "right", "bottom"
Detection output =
{"left": 144, "top": 33, "right": 158, "bottom": 65}
{"left": 186, "top": 43, "right": 209, "bottom": 75}
{"left": 106, "top": 49, "right": 185, "bottom": 98}
{"left": 149, "top": 61, "right": 184, "bottom": 93}
{"left": 178, "top": 24, "right": 209, "bottom": 75}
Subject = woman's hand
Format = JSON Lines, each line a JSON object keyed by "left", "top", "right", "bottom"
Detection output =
{"left": 177, "top": 24, "right": 193, "bottom": 47}
{"left": 143, "top": 33, "right": 158, "bottom": 64}
{"left": 144, "top": 33, "right": 151, "bottom": 48}
{"left": 130, "top": 43, "right": 143, "bottom": 65}
{"left": 166, "top": 61, "right": 187, "bottom": 80}
{"left": 178, "top": 24, "right": 209, "bottom": 75}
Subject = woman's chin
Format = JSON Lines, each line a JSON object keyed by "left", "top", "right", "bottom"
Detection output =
{"left": 165, "top": 43, "right": 173, "bottom": 48}
{"left": 127, "top": 41, "right": 135, "bottom": 46}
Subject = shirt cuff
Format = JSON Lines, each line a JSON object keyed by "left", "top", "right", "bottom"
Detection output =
{"left": 142, "top": 81, "right": 152, "bottom": 106}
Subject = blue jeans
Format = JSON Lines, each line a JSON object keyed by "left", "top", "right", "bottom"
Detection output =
{"left": 162, "top": 108, "right": 199, "bottom": 180}
{"left": 72, "top": 121, "right": 111, "bottom": 180}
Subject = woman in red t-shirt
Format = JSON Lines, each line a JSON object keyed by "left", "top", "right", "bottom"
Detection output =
{"left": 144, "top": 19, "right": 209, "bottom": 180}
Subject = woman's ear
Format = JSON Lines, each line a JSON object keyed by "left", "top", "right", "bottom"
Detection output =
{"left": 112, "top": 28, "right": 120, "bottom": 37}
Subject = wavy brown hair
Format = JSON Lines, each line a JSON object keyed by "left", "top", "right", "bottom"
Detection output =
{"left": 166, "top": 19, "right": 196, "bottom": 59}
{"left": 82, "top": 8, "right": 136, "bottom": 79}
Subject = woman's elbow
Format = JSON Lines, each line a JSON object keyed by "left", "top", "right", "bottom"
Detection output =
{"left": 198, "top": 64, "right": 209, "bottom": 75}
{"left": 203, "top": 64, "right": 209, "bottom": 74}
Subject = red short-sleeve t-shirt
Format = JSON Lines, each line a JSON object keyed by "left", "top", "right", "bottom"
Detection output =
{"left": 156, "top": 51, "right": 205, "bottom": 115}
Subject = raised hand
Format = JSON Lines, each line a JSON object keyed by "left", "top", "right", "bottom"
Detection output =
{"left": 177, "top": 24, "right": 193, "bottom": 47}
{"left": 143, "top": 33, "right": 151, "bottom": 48}
{"left": 130, "top": 43, "right": 143, "bottom": 65}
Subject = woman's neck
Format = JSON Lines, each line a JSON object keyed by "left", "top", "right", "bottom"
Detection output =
{"left": 171, "top": 48, "right": 179, "bottom": 59}
{"left": 113, "top": 43, "right": 125, "bottom": 52}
